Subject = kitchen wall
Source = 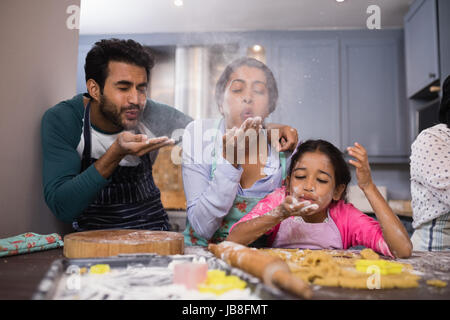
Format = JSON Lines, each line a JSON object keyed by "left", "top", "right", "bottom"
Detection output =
{"left": 351, "top": 164, "right": 411, "bottom": 201}
{"left": 147, "top": 46, "right": 176, "bottom": 107}
{"left": 0, "top": 0, "right": 80, "bottom": 237}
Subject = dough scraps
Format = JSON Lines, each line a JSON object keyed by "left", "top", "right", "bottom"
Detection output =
{"left": 259, "top": 248, "right": 420, "bottom": 289}
{"left": 426, "top": 279, "right": 447, "bottom": 288}
{"left": 360, "top": 248, "right": 380, "bottom": 260}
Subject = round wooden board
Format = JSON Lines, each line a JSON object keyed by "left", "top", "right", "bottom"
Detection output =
{"left": 63, "top": 229, "right": 184, "bottom": 258}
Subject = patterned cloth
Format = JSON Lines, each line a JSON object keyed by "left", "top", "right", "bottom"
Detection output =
{"left": 0, "top": 232, "right": 63, "bottom": 257}
{"left": 411, "top": 212, "right": 450, "bottom": 251}
{"left": 184, "top": 194, "right": 264, "bottom": 246}
{"left": 410, "top": 123, "right": 450, "bottom": 229}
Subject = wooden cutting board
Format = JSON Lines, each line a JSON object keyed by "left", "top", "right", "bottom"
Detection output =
{"left": 152, "top": 145, "right": 187, "bottom": 210}
{"left": 63, "top": 229, "right": 184, "bottom": 258}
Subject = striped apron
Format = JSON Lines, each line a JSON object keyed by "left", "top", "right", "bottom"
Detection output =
{"left": 72, "top": 101, "right": 169, "bottom": 231}
{"left": 411, "top": 212, "right": 450, "bottom": 251}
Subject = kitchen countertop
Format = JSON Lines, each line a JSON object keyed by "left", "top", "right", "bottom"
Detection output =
{"left": 0, "top": 247, "right": 449, "bottom": 300}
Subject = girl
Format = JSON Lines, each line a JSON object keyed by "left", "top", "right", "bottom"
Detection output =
{"left": 227, "top": 139, "right": 413, "bottom": 258}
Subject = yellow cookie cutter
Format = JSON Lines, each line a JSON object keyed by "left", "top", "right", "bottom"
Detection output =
{"left": 89, "top": 264, "right": 110, "bottom": 274}
{"left": 198, "top": 269, "right": 246, "bottom": 295}
{"left": 355, "top": 259, "right": 403, "bottom": 275}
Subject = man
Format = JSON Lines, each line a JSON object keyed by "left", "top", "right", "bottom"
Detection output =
{"left": 41, "top": 38, "right": 297, "bottom": 231}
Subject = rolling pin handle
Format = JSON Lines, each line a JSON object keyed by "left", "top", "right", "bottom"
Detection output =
{"left": 272, "top": 270, "right": 313, "bottom": 300}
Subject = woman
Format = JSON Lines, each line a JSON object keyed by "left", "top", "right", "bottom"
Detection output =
{"left": 181, "top": 57, "right": 298, "bottom": 246}
{"left": 410, "top": 75, "right": 450, "bottom": 251}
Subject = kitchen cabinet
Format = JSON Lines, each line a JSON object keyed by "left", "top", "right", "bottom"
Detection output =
{"left": 404, "top": 0, "right": 440, "bottom": 98}
{"left": 404, "top": 0, "right": 450, "bottom": 146}
{"left": 438, "top": 0, "right": 450, "bottom": 84}
{"left": 268, "top": 38, "right": 342, "bottom": 149}
{"left": 341, "top": 37, "right": 408, "bottom": 159}
{"left": 265, "top": 32, "right": 407, "bottom": 160}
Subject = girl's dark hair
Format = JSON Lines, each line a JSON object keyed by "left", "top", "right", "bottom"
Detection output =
{"left": 439, "top": 75, "right": 450, "bottom": 128}
{"left": 288, "top": 139, "right": 352, "bottom": 201}
{"left": 215, "top": 57, "right": 278, "bottom": 113}
{"left": 84, "top": 38, "right": 154, "bottom": 93}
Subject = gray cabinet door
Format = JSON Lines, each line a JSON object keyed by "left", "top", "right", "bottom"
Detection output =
{"left": 404, "top": 0, "right": 439, "bottom": 97}
{"left": 438, "top": 0, "right": 450, "bottom": 84}
{"left": 268, "top": 39, "right": 341, "bottom": 149}
{"left": 341, "top": 37, "right": 408, "bottom": 158}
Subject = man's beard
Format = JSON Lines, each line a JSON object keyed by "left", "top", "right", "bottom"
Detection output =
{"left": 99, "top": 94, "right": 142, "bottom": 131}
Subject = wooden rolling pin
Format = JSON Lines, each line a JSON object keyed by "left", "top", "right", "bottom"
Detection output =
{"left": 209, "top": 241, "right": 312, "bottom": 299}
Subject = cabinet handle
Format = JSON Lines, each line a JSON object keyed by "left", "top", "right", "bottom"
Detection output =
{"left": 429, "top": 86, "right": 440, "bottom": 93}
{"left": 429, "top": 73, "right": 436, "bottom": 78}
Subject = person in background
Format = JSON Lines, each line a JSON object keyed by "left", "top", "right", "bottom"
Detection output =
{"left": 410, "top": 75, "right": 450, "bottom": 251}
{"left": 227, "top": 139, "right": 413, "bottom": 258}
{"left": 182, "top": 57, "right": 298, "bottom": 246}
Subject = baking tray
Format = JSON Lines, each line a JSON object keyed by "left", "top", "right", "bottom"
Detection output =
{"left": 32, "top": 253, "right": 295, "bottom": 300}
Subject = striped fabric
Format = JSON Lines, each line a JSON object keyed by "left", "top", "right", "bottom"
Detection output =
{"left": 75, "top": 155, "right": 169, "bottom": 231}
{"left": 90, "top": 155, "right": 160, "bottom": 205}
{"left": 411, "top": 212, "right": 450, "bottom": 251}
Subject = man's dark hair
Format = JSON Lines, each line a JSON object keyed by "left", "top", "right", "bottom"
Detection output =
{"left": 439, "top": 75, "right": 450, "bottom": 128}
{"left": 214, "top": 57, "right": 278, "bottom": 113}
{"left": 84, "top": 38, "right": 154, "bottom": 93}
{"left": 288, "top": 139, "right": 352, "bottom": 201}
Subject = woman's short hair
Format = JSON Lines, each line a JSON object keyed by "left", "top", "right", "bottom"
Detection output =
{"left": 214, "top": 57, "right": 278, "bottom": 113}
{"left": 439, "top": 75, "right": 450, "bottom": 128}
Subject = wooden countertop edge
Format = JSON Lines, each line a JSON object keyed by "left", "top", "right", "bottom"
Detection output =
{"left": 394, "top": 211, "right": 413, "bottom": 217}
{"left": 364, "top": 211, "right": 413, "bottom": 218}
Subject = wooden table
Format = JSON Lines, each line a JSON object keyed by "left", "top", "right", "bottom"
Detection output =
{"left": 0, "top": 248, "right": 64, "bottom": 299}
{"left": 0, "top": 248, "right": 449, "bottom": 300}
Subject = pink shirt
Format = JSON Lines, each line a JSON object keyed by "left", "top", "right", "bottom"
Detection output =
{"left": 229, "top": 187, "right": 394, "bottom": 257}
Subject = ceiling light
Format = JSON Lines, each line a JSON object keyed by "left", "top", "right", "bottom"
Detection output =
{"left": 252, "top": 45, "right": 262, "bottom": 53}
{"left": 174, "top": 0, "right": 183, "bottom": 7}
{"left": 336, "top": 0, "right": 345, "bottom": 2}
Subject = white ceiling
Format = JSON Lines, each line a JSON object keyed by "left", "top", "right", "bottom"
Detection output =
{"left": 79, "top": 0, "right": 414, "bottom": 35}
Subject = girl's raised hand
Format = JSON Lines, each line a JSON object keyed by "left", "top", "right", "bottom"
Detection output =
{"left": 347, "top": 142, "right": 373, "bottom": 190}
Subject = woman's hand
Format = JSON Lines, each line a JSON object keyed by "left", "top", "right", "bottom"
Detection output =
{"left": 222, "top": 117, "right": 263, "bottom": 167}
{"left": 265, "top": 123, "right": 298, "bottom": 152}
{"left": 278, "top": 196, "right": 319, "bottom": 218}
{"left": 347, "top": 142, "right": 373, "bottom": 191}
